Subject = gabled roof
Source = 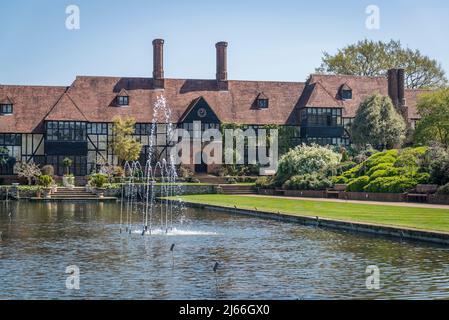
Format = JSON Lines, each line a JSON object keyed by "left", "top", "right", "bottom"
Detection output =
{"left": 0, "top": 85, "right": 67, "bottom": 133}
{"left": 302, "top": 74, "right": 388, "bottom": 117}
{"left": 303, "top": 81, "right": 343, "bottom": 108}
{"left": 45, "top": 93, "right": 88, "bottom": 122}
{"left": 179, "top": 96, "right": 221, "bottom": 123}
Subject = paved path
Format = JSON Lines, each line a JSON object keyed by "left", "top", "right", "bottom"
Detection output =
{"left": 238, "top": 194, "right": 449, "bottom": 210}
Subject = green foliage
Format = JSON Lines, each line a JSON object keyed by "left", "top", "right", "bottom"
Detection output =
{"left": 89, "top": 173, "right": 108, "bottom": 188}
{"left": 366, "top": 163, "right": 393, "bottom": 176}
{"left": 255, "top": 176, "right": 275, "bottom": 189}
{"left": 17, "top": 185, "right": 42, "bottom": 192}
{"left": 347, "top": 176, "right": 370, "bottom": 192}
{"left": 332, "top": 176, "right": 349, "bottom": 184}
{"left": 335, "top": 161, "right": 357, "bottom": 176}
{"left": 283, "top": 174, "right": 332, "bottom": 191}
{"left": 0, "top": 146, "right": 9, "bottom": 166}
{"left": 276, "top": 144, "right": 341, "bottom": 185}
{"left": 316, "top": 39, "right": 447, "bottom": 89}
{"left": 351, "top": 94, "right": 406, "bottom": 149}
{"left": 38, "top": 175, "right": 54, "bottom": 188}
{"left": 427, "top": 145, "right": 449, "bottom": 185}
{"left": 414, "top": 89, "right": 449, "bottom": 148}
{"left": 336, "top": 147, "right": 433, "bottom": 193}
{"left": 62, "top": 157, "right": 73, "bottom": 175}
{"left": 365, "top": 149, "right": 398, "bottom": 169}
{"left": 111, "top": 116, "right": 143, "bottom": 164}
{"left": 437, "top": 183, "right": 449, "bottom": 195}
{"left": 363, "top": 176, "right": 417, "bottom": 193}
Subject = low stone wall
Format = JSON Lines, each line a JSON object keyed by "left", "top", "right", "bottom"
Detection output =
{"left": 339, "top": 192, "right": 406, "bottom": 202}
{"left": 283, "top": 190, "right": 327, "bottom": 198}
{"left": 103, "top": 184, "right": 217, "bottom": 198}
{"left": 429, "top": 194, "right": 449, "bottom": 205}
{"left": 259, "top": 189, "right": 449, "bottom": 205}
{"left": 258, "top": 189, "right": 275, "bottom": 195}
{"left": 179, "top": 201, "right": 449, "bottom": 246}
{"left": 0, "top": 186, "right": 39, "bottom": 200}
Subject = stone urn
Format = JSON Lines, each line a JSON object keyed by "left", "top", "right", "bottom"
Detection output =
{"left": 42, "top": 188, "right": 52, "bottom": 199}
{"left": 96, "top": 188, "right": 106, "bottom": 198}
{"left": 63, "top": 175, "right": 75, "bottom": 189}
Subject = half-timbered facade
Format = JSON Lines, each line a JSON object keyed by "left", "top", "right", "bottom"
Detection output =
{"left": 0, "top": 39, "right": 426, "bottom": 177}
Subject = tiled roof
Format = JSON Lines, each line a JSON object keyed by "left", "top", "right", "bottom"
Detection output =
{"left": 0, "top": 74, "right": 427, "bottom": 134}
{"left": 64, "top": 76, "right": 305, "bottom": 125}
{"left": 45, "top": 93, "right": 88, "bottom": 121}
{"left": 0, "top": 85, "right": 68, "bottom": 133}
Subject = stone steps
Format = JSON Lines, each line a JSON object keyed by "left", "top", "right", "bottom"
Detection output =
{"left": 218, "top": 185, "right": 256, "bottom": 195}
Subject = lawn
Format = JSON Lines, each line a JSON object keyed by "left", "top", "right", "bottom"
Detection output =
{"left": 171, "top": 194, "right": 449, "bottom": 232}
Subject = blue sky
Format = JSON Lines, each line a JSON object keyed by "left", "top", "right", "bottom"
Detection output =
{"left": 1, "top": 0, "right": 448, "bottom": 85}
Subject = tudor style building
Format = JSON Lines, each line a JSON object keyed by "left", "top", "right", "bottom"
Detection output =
{"left": 0, "top": 39, "right": 425, "bottom": 178}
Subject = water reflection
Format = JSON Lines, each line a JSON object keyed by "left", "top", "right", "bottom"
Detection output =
{"left": 1, "top": 201, "right": 449, "bottom": 299}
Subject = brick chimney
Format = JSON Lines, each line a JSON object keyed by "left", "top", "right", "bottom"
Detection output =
{"left": 153, "top": 39, "right": 165, "bottom": 89}
{"left": 216, "top": 41, "right": 228, "bottom": 91}
{"left": 388, "top": 68, "right": 408, "bottom": 119}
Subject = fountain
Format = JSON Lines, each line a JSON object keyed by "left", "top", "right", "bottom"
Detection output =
{"left": 119, "top": 95, "right": 186, "bottom": 236}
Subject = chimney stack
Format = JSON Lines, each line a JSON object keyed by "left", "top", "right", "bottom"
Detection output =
{"left": 153, "top": 39, "right": 165, "bottom": 89}
{"left": 216, "top": 41, "right": 228, "bottom": 90}
{"left": 388, "top": 69, "right": 399, "bottom": 107}
{"left": 388, "top": 68, "right": 408, "bottom": 119}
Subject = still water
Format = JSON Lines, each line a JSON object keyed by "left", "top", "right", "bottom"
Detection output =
{"left": 1, "top": 201, "right": 449, "bottom": 300}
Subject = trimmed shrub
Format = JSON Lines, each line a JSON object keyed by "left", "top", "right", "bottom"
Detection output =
{"left": 332, "top": 176, "right": 349, "bottom": 184}
{"left": 366, "top": 163, "right": 394, "bottom": 176}
{"left": 365, "top": 150, "right": 398, "bottom": 170}
{"left": 364, "top": 176, "right": 417, "bottom": 193}
{"left": 89, "top": 173, "right": 108, "bottom": 188}
{"left": 335, "top": 161, "right": 357, "bottom": 175}
{"left": 347, "top": 176, "right": 370, "bottom": 192}
{"left": 283, "top": 174, "right": 332, "bottom": 191}
{"left": 276, "top": 144, "right": 341, "bottom": 185}
{"left": 41, "top": 165, "right": 55, "bottom": 176}
{"left": 38, "top": 175, "right": 53, "bottom": 188}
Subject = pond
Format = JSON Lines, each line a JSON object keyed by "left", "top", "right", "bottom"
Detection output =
{"left": 1, "top": 201, "right": 449, "bottom": 299}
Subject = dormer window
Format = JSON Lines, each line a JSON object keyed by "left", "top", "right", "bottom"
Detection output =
{"left": 255, "top": 93, "right": 269, "bottom": 109}
{"left": 117, "top": 96, "right": 129, "bottom": 106}
{"left": 0, "top": 104, "right": 13, "bottom": 115}
{"left": 339, "top": 84, "right": 352, "bottom": 100}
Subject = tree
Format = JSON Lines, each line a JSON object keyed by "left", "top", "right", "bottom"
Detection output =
{"left": 110, "top": 116, "right": 143, "bottom": 165}
{"left": 316, "top": 39, "right": 447, "bottom": 89}
{"left": 414, "top": 89, "right": 449, "bottom": 148}
{"left": 351, "top": 94, "right": 406, "bottom": 150}
{"left": 16, "top": 162, "right": 42, "bottom": 185}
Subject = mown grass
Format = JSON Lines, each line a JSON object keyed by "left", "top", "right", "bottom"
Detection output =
{"left": 170, "top": 194, "right": 449, "bottom": 232}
